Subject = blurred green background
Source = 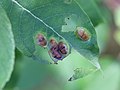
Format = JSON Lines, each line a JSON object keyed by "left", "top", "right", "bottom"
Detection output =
{"left": 3, "top": 0, "right": 120, "bottom": 90}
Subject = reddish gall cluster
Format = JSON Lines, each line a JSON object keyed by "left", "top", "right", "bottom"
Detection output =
{"left": 36, "top": 33, "right": 69, "bottom": 64}
{"left": 49, "top": 39, "right": 62, "bottom": 60}
{"left": 49, "top": 39, "right": 68, "bottom": 61}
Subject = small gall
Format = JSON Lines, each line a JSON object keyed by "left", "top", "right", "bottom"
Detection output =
{"left": 51, "top": 49, "right": 62, "bottom": 60}
{"left": 49, "top": 39, "right": 63, "bottom": 60}
{"left": 49, "top": 39, "right": 58, "bottom": 47}
{"left": 58, "top": 42, "right": 68, "bottom": 54}
{"left": 76, "top": 27, "right": 90, "bottom": 41}
{"left": 37, "top": 34, "right": 47, "bottom": 47}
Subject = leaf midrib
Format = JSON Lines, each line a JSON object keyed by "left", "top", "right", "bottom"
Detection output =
{"left": 12, "top": 0, "right": 64, "bottom": 39}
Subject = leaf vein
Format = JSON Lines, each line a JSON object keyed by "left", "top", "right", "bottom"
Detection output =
{"left": 12, "top": 0, "right": 63, "bottom": 39}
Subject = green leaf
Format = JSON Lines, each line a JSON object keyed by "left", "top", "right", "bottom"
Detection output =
{"left": 68, "top": 68, "right": 97, "bottom": 81}
{"left": 0, "top": 6, "right": 15, "bottom": 89}
{"left": 1, "top": 0, "right": 100, "bottom": 68}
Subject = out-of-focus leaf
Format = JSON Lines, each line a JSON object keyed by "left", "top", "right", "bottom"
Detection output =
{"left": 114, "top": 29, "right": 120, "bottom": 46}
{"left": 4, "top": 50, "right": 65, "bottom": 90}
{"left": 95, "top": 23, "right": 110, "bottom": 53}
{"left": 114, "top": 7, "right": 120, "bottom": 28}
{"left": 0, "top": 6, "right": 15, "bottom": 89}
{"left": 84, "top": 63, "right": 120, "bottom": 90}
{"left": 0, "top": 0, "right": 100, "bottom": 68}
{"left": 76, "top": 0, "right": 103, "bottom": 26}
{"left": 4, "top": 49, "right": 96, "bottom": 90}
{"left": 94, "top": 0, "right": 112, "bottom": 23}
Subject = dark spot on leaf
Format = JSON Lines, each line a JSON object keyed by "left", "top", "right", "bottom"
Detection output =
{"left": 67, "top": 17, "right": 70, "bottom": 20}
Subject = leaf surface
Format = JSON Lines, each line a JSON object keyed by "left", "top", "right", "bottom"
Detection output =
{"left": 0, "top": 6, "right": 15, "bottom": 89}
{"left": 0, "top": 0, "right": 100, "bottom": 68}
